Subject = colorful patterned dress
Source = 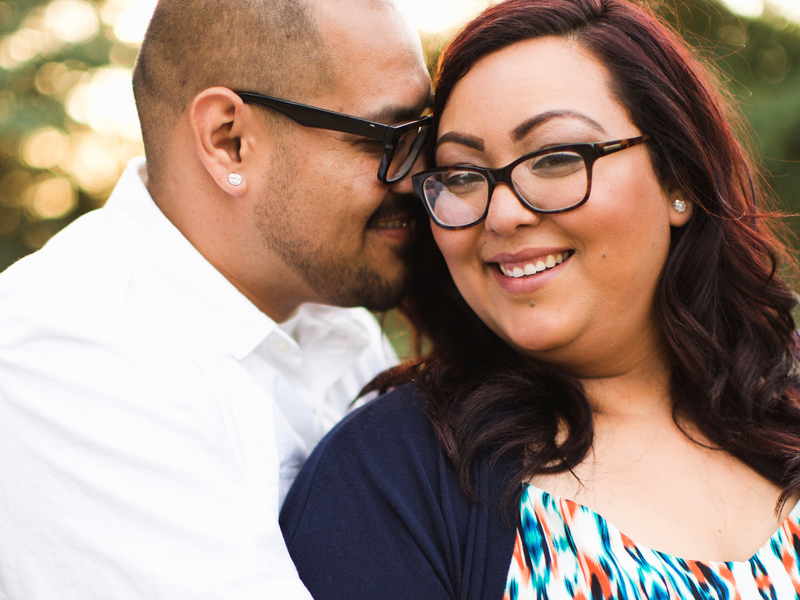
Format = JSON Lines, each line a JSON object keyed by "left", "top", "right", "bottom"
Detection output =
{"left": 506, "top": 483, "right": 800, "bottom": 599}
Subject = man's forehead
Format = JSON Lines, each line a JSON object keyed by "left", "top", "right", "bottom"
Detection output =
{"left": 314, "top": 0, "right": 421, "bottom": 59}
{"left": 308, "top": 0, "right": 431, "bottom": 125}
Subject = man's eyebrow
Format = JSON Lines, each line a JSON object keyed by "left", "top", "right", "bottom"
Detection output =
{"left": 512, "top": 110, "right": 606, "bottom": 142}
{"left": 364, "top": 97, "right": 433, "bottom": 125}
{"left": 436, "top": 132, "right": 485, "bottom": 152}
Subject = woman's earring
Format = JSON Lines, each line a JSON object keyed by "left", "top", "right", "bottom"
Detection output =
{"left": 672, "top": 198, "right": 686, "bottom": 214}
{"left": 228, "top": 173, "right": 243, "bottom": 186}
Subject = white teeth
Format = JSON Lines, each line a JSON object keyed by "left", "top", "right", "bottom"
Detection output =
{"left": 500, "top": 251, "right": 570, "bottom": 278}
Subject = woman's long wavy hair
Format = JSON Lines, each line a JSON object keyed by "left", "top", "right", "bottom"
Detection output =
{"left": 368, "top": 0, "right": 800, "bottom": 508}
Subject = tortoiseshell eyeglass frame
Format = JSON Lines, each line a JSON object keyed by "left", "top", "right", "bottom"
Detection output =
{"left": 412, "top": 134, "right": 651, "bottom": 230}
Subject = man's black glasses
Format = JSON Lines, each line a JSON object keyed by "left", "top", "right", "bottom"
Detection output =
{"left": 412, "top": 135, "right": 651, "bottom": 229}
{"left": 235, "top": 91, "right": 432, "bottom": 184}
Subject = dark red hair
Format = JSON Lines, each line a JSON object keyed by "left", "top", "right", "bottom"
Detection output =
{"left": 369, "top": 0, "right": 800, "bottom": 508}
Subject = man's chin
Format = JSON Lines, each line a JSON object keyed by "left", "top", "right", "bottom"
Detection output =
{"left": 352, "top": 270, "right": 407, "bottom": 311}
{"left": 297, "top": 258, "right": 405, "bottom": 311}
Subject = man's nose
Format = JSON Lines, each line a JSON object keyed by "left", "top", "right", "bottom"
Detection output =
{"left": 388, "top": 151, "right": 428, "bottom": 196}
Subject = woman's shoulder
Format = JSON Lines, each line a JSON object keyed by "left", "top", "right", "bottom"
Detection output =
{"left": 334, "top": 382, "right": 436, "bottom": 442}
{"left": 292, "top": 382, "right": 442, "bottom": 483}
{"left": 280, "top": 382, "right": 518, "bottom": 600}
{"left": 279, "top": 381, "right": 451, "bottom": 551}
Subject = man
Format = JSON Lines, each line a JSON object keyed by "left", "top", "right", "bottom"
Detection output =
{"left": 0, "top": 0, "right": 431, "bottom": 597}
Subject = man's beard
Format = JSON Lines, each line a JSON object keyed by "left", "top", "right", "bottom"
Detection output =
{"left": 259, "top": 218, "right": 412, "bottom": 310}
{"left": 272, "top": 229, "right": 411, "bottom": 311}
{"left": 255, "top": 159, "right": 415, "bottom": 311}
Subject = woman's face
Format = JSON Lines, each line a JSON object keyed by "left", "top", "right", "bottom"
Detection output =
{"left": 432, "top": 36, "right": 691, "bottom": 377}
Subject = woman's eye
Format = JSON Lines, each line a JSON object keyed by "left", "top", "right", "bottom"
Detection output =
{"left": 444, "top": 172, "right": 485, "bottom": 190}
{"left": 529, "top": 152, "right": 584, "bottom": 176}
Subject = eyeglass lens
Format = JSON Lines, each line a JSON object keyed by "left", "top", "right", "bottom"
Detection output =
{"left": 385, "top": 125, "right": 428, "bottom": 182}
{"left": 423, "top": 149, "right": 589, "bottom": 227}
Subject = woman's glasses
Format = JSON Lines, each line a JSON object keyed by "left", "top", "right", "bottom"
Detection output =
{"left": 412, "top": 135, "right": 650, "bottom": 229}
{"left": 235, "top": 91, "right": 432, "bottom": 184}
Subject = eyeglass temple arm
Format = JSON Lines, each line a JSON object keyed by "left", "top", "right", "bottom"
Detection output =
{"left": 236, "top": 92, "right": 429, "bottom": 143}
{"left": 596, "top": 134, "right": 651, "bottom": 157}
{"left": 236, "top": 92, "right": 386, "bottom": 139}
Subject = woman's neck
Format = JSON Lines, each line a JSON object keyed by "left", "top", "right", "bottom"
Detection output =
{"left": 576, "top": 333, "right": 674, "bottom": 421}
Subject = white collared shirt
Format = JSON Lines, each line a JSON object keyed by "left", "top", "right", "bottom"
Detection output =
{"left": 0, "top": 159, "right": 396, "bottom": 600}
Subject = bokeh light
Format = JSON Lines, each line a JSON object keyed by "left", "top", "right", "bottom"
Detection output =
{"left": 101, "top": 0, "right": 157, "bottom": 45}
{"left": 23, "top": 174, "right": 77, "bottom": 220}
{"left": 722, "top": 0, "right": 800, "bottom": 21}
{"left": 0, "top": 0, "right": 100, "bottom": 71}
{"left": 44, "top": 0, "right": 98, "bottom": 44}
{"left": 58, "top": 131, "right": 135, "bottom": 194}
{"left": 21, "top": 127, "right": 67, "bottom": 169}
{"left": 401, "top": 0, "right": 495, "bottom": 34}
{"left": 66, "top": 66, "right": 140, "bottom": 140}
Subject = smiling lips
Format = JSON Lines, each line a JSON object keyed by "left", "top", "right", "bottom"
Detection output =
{"left": 498, "top": 250, "right": 573, "bottom": 278}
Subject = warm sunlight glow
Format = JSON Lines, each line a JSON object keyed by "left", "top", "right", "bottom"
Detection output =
{"left": 401, "top": 0, "right": 497, "bottom": 34}
{"left": 23, "top": 175, "right": 77, "bottom": 220}
{"left": 58, "top": 131, "right": 131, "bottom": 194}
{"left": 101, "top": 0, "right": 158, "bottom": 45}
{"left": 44, "top": 0, "right": 99, "bottom": 44}
{"left": 21, "top": 128, "right": 68, "bottom": 170}
{"left": 721, "top": 0, "right": 800, "bottom": 21}
{"left": 66, "top": 67, "right": 141, "bottom": 141}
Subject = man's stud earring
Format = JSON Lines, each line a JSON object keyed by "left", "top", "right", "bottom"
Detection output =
{"left": 672, "top": 199, "right": 686, "bottom": 214}
{"left": 228, "top": 173, "right": 243, "bottom": 186}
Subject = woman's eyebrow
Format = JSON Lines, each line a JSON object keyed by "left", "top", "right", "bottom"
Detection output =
{"left": 436, "top": 132, "right": 485, "bottom": 151}
{"left": 512, "top": 110, "right": 606, "bottom": 142}
{"left": 436, "top": 111, "right": 606, "bottom": 151}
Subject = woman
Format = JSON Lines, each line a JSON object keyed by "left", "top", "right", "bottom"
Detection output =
{"left": 280, "top": 0, "right": 800, "bottom": 598}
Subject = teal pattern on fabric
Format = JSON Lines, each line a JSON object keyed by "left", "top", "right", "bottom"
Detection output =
{"left": 506, "top": 483, "right": 800, "bottom": 599}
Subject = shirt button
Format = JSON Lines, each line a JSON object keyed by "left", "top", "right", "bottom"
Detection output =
{"left": 272, "top": 338, "right": 291, "bottom": 353}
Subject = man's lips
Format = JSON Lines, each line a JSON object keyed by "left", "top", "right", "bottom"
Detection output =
{"left": 369, "top": 215, "right": 413, "bottom": 229}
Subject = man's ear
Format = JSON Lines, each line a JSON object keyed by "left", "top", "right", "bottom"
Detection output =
{"left": 190, "top": 87, "right": 252, "bottom": 197}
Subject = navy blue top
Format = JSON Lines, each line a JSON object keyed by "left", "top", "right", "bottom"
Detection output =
{"left": 280, "top": 383, "right": 518, "bottom": 600}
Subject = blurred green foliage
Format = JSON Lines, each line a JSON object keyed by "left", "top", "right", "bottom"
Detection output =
{"left": 659, "top": 0, "right": 800, "bottom": 222}
{"left": 0, "top": 0, "right": 141, "bottom": 269}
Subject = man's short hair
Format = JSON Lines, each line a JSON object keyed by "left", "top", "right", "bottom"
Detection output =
{"left": 132, "top": 0, "right": 330, "bottom": 186}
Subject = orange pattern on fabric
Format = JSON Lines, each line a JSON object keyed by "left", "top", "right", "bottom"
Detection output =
{"left": 505, "top": 484, "right": 800, "bottom": 600}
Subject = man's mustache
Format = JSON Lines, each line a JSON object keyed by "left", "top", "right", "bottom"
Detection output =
{"left": 367, "top": 194, "right": 425, "bottom": 226}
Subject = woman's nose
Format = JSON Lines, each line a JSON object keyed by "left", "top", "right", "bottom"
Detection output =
{"left": 483, "top": 183, "right": 541, "bottom": 236}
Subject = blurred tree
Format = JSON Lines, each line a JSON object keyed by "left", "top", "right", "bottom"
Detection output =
{"left": 659, "top": 0, "right": 800, "bottom": 222}
{"left": 0, "top": 0, "right": 143, "bottom": 269}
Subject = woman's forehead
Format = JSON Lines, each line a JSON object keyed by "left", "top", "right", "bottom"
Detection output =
{"left": 438, "top": 38, "right": 629, "bottom": 145}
